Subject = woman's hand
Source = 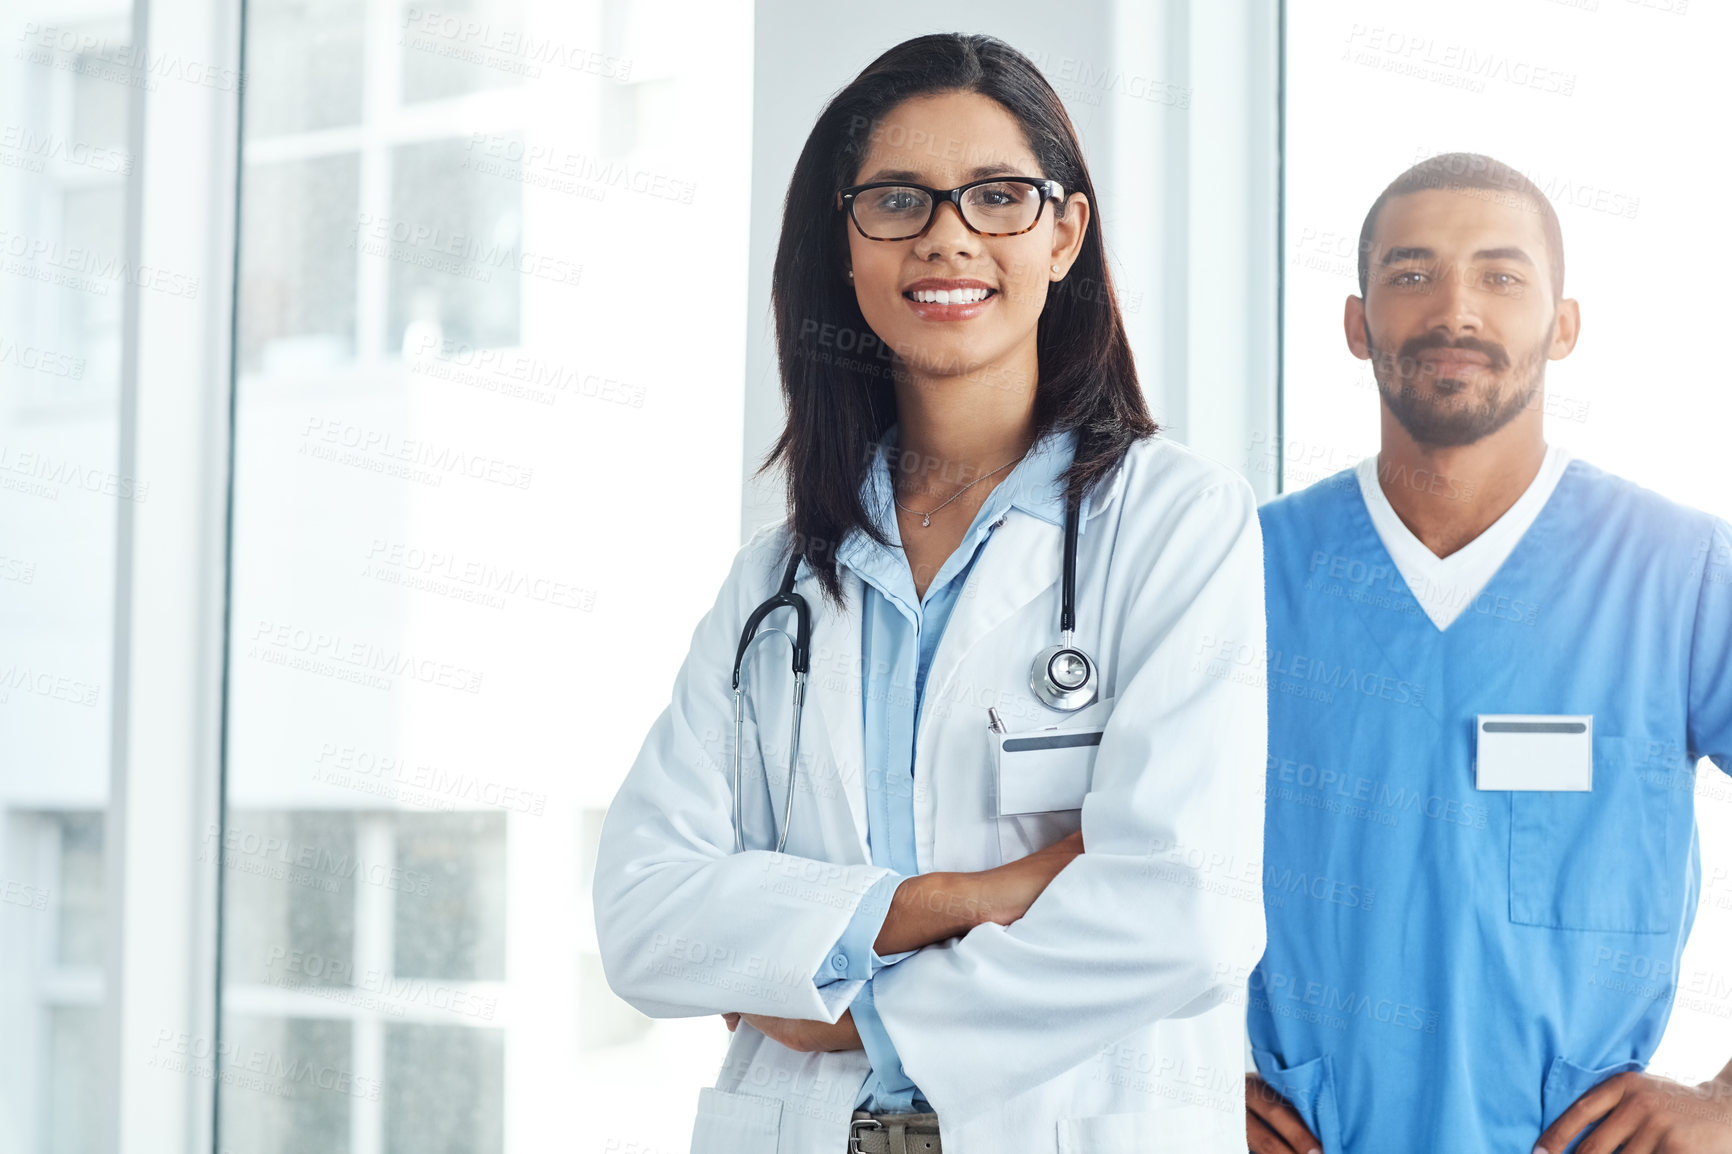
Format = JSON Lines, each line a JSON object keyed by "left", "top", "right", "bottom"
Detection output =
{"left": 870, "top": 829, "right": 1086, "bottom": 954}
{"left": 969, "top": 828, "right": 1085, "bottom": 926}
{"left": 722, "top": 1009, "right": 864, "bottom": 1053}
{"left": 715, "top": 831, "right": 1088, "bottom": 1049}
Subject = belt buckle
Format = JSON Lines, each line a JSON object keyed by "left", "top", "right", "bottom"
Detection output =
{"left": 848, "top": 1115, "right": 883, "bottom": 1153}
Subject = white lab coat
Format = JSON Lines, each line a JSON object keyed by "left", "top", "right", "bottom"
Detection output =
{"left": 593, "top": 437, "right": 1267, "bottom": 1154}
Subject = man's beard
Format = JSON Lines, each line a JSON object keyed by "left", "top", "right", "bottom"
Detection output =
{"left": 1369, "top": 321, "right": 1552, "bottom": 448}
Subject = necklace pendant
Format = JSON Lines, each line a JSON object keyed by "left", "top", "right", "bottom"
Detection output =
{"left": 921, "top": 514, "right": 931, "bottom": 527}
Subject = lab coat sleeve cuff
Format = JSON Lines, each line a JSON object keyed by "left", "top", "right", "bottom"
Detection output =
{"left": 814, "top": 872, "right": 908, "bottom": 986}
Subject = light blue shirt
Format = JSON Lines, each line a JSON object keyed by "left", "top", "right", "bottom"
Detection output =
{"left": 811, "top": 423, "right": 1087, "bottom": 1112}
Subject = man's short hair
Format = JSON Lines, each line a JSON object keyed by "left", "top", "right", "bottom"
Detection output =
{"left": 1357, "top": 152, "right": 1565, "bottom": 301}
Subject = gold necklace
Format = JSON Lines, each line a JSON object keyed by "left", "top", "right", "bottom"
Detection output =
{"left": 892, "top": 452, "right": 1025, "bottom": 528}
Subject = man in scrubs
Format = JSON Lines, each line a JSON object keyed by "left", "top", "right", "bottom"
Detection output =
{"left": 1243, "top": 152, "right": 1732, "bottom": 1153}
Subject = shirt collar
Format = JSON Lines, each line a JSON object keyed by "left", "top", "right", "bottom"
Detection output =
{"left": 991, "top": 425, "right": 1085, "bottom": 528}
{"left": 836, "top": 423, "right": 1086, "bottom": 578}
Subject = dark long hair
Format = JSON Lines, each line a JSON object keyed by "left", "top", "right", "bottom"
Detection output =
{"left": 762, "top": 32, "right": 1156, "bottom": 606}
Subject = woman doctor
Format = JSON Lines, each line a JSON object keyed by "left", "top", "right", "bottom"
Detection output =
{"left": 593, "top": 33, "right": 1267, "bottom": 1154}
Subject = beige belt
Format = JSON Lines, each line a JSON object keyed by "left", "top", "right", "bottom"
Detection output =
{"left": 848, "top": 1109, "right": 941, "bottom": 1153}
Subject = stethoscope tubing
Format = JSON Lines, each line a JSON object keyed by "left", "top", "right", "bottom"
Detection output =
{"left": 731, "top": 497, "right": 1094, "bottom": 851}
{"left": 1060, "top": 491, "right": 1080, "bottom": 635}
{"left": 732, "top": 553, "right": 809, "bottom": 853}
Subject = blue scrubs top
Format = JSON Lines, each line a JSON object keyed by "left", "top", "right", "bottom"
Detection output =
{"left": 811, "top": 423, "right": 1084, "bottom": 1113}
{"left": 1251, "top": 460, "right": 1732, "bottom": 1153}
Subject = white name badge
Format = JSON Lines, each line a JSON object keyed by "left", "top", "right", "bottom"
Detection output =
{"left": 995, "top": 720, "right": 1103, "bottom": 816}
{"left": 1475, "top": 714, "right": 1593, "bottom": 791}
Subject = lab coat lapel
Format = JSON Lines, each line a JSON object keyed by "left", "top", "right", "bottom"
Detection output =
{"left": 803, "top": 566, "right": 871, "bottom": 851}
{"left": 922, "top": 510, "right": 1063, "bottom": 710}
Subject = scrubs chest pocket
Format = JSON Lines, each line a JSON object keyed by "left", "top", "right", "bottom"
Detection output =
{"left": 1507, "top": 734, "right": 1677, "bottom": 933}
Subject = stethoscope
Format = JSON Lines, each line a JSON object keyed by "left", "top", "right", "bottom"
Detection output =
{"left": 731, "top": 552, "right": 810, "bottom": 853}
{"left": 730, "top": 496, "right": 1096, "bottom": 852}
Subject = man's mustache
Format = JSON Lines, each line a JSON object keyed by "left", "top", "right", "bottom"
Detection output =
{"left": 1385, "top": 333, "right": 1512, "bottom": 375}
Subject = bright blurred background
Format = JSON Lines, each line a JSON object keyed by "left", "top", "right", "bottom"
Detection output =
{"left": 0, "top": 0, "right": 1724, "bottom": 1150}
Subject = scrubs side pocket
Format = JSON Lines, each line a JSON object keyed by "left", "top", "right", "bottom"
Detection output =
{"left": 1540, "top": 1055, "right": 1644, "bottom": 1153}
{"left": 1508, "top": 734, "right": 1677, "bottom": 933}
{"left": 1250, "top": 1047, "right": 1343, "bottom": 1153}
{"left": 689, "top": 1086, "right": 784, "bottom": 1152}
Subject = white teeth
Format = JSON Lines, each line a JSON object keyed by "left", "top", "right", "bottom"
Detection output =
{"left": 911, "top": 287, "right": 991, "bottom": 304}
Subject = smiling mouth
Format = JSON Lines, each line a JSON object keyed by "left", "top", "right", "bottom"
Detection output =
{"left": 1417, "top": 355, "right": 1491, "bottom": 375}
{"left": 903, "top": 287, "right": 997, "bottom": 305}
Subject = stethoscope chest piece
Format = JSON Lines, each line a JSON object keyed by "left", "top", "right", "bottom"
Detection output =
{"left": 1030, "top": 641, "right": 1097, "bottom": 711}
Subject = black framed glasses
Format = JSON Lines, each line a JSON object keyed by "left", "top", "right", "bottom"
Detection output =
{"left": 836, "top": 177, "right": 1065, "bottom": 241}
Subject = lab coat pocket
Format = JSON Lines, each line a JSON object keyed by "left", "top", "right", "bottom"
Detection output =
{"left": 995, "top": 698, "right": 1113, "bottom": 862}
{"left": 1507, "top": 734, "right": 1677, "bottom": 933}
{"left": 994, "top": 697, "right": 1115, "bottom": 816}
{"left": 1540, "top": 1055, "right": 1643, "bottom": 1151}
{"left": 689, "top": 1086, "right": 784, "bottom": 1152}
{"left": 1250, "top": 1047, "right": 1343, "bottom": 1154}
{"left": 1055, "top": 1107, "right": 1232, "bottom": 1153}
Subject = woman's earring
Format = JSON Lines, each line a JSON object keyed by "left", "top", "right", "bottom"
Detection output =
{"left": 847, "top": 268, "right": 854, "bottom": 280}
{"left": 1051, "top": 264, "right": 1062, "bottom": 274}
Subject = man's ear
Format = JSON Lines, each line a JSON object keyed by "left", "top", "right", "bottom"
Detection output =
{"left": 1548, "top": 298, "right": 1581, "bottom": 361}
{"left": 1344, "top": 295, "right": 1371, "bottom": 361}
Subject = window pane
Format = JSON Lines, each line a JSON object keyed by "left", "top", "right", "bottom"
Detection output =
{"left": 238, "top": 155, "right": 361, "bottom": 374}
{"left": 55, "top": 184, "right": 127, "bottom": 406}
{"left": 220, "top": 811, "right": 360, "bottom": 990}
{"left": 393, "top": 812, "right": 506, "bottom": 980}
{"left": 246, "top": 0, "right": 366, "bottom": 137}
{"left": 384, "top": 1023, "right": 504, "bottom": 1154}
{"left": 223, "top": 1, "right": 753, "bottom": 1149}
{"left": 56, "top": 812, "right": 105, "bottom": 968}
{"left": 386, "top": 138, "right": 522, "bottom": 356}
{"left": 0, "top": 5, "right": 133, "bottom": 1149}
{"left": 48, "top": 1006, "right": 104, "bottom": 1154}
{"left": 71, "top": 63, "right": 131, "bottom": 152}
{"left": 398, "top": 0, "right": 527, "bottom": 104}
{"left": 216, "top": 1014, "right": 358, "bottom": 1154}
